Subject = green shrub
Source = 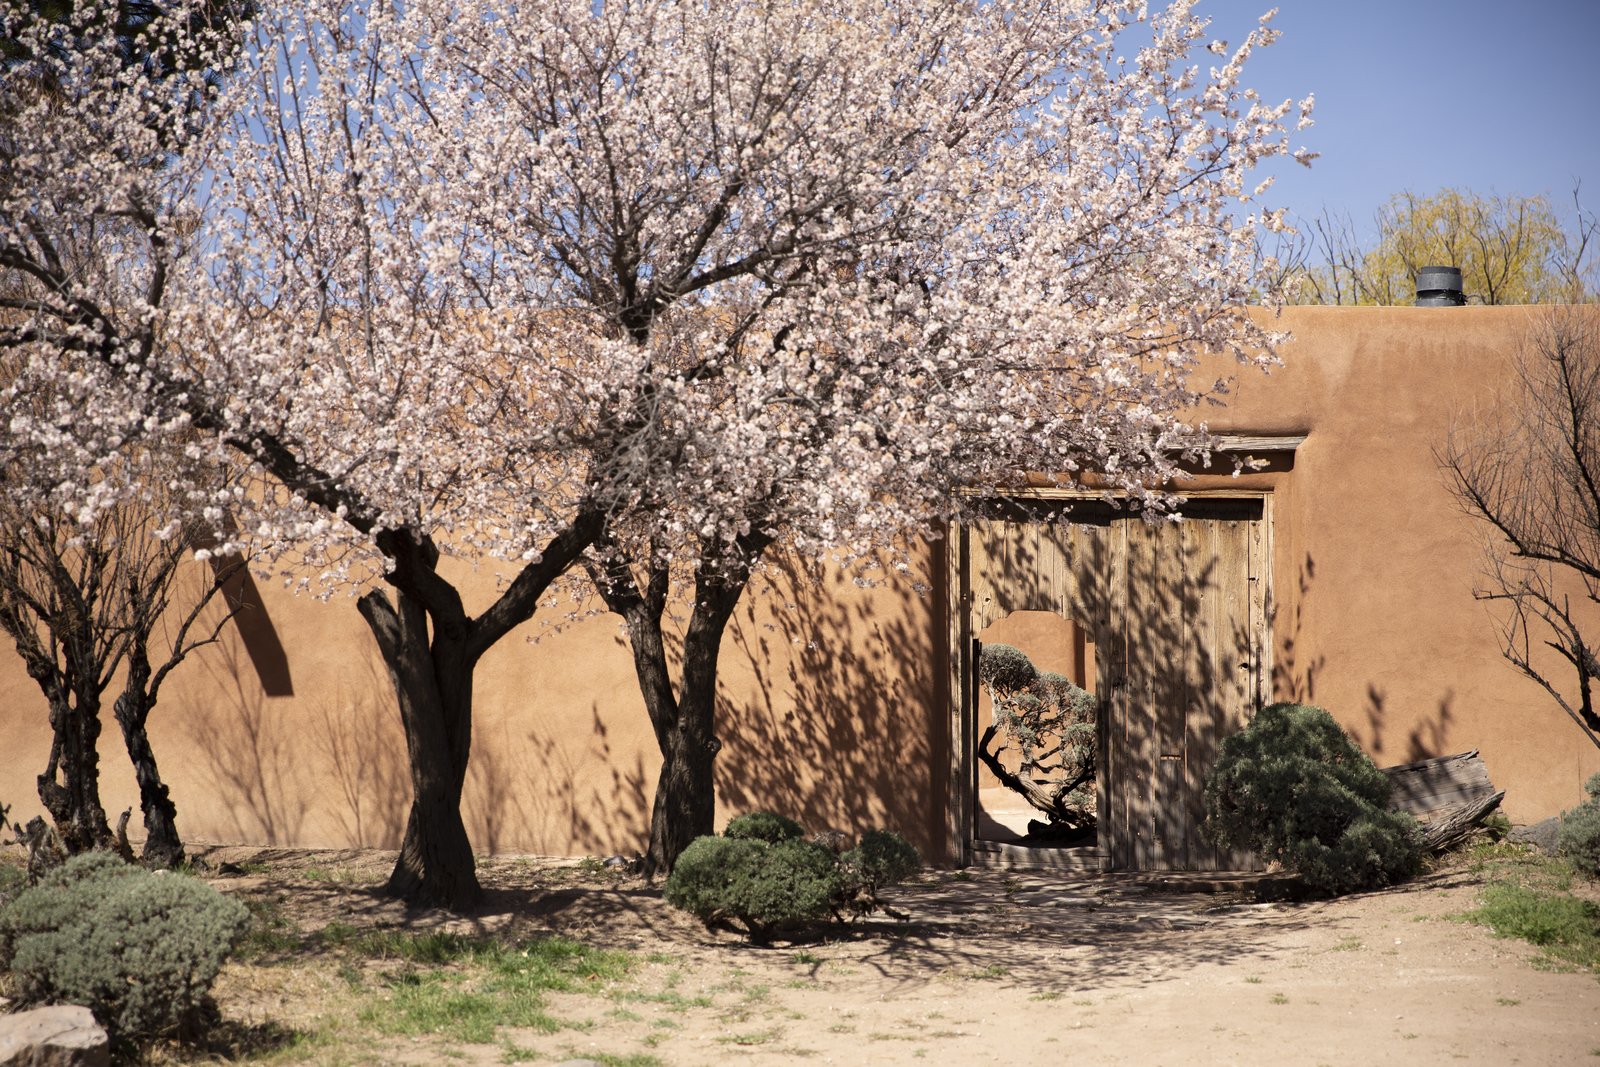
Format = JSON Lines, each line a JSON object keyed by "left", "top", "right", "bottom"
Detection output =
{"left": 663, "top": 836, "right": 766, "bottom": 923}
{"left": 1202, "top": 702, "right": 1423, "bottom": 895}
{"left": 841, "top": 830, "right": 920, "bottom": 897}
{"left": 1557, "top": 773, "right": 1600, "bottom": 876}
{"left": 724, "top": 811, "right": 805, "bottom": 844}
{"left": 0, "top": 851, "right": 250, "bottom": 1040}
{"left": 978, "top": 643, "right": 1037, "bottom": 692}
{"left": 666, "top": 822, "right": 919, "bottom": 941}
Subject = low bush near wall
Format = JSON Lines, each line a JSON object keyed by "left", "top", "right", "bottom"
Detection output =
{"left": 1202, "top": 703, "right": 1423, "bottom": 895}
{"left": 1557, "top": 774, "right": 1600, "bottom": 877}
{"left": 0, "top": 851, "right": 249, "bottom": 1041}
{"left": 664, "top": 814, "right": 919, "bottom": 942}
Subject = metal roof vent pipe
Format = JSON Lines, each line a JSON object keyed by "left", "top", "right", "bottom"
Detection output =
{"left": 1415, "top": 265, "right": 1467, "bottom": 306}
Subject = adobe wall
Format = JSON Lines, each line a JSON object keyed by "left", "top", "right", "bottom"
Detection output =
{"left": 0, "top": 547, "right": 951, "bottom": 860}
{"left": 1, "top": 304, "right": 1595, "bottom": 863}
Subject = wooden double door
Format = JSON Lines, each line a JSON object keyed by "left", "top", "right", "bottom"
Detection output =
{"left": 953, "top": 496, "right": 1269, "bottom": 871}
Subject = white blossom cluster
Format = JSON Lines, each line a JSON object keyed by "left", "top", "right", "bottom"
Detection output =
{"left": 2, "top": 0, "right": 1312, "bottom": 596}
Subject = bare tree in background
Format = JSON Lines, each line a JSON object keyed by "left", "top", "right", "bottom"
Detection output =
{"left": 1267, "top": 188, "right": 1598, "bottom": 305}
{"left": 1442, "top": 310, "right": 1600, "bottom": 749}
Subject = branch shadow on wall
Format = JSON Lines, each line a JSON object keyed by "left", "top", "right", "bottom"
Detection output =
{"left": 465, "top": 705, "right": 652, "bottom": 858}
{"left": 714, "top": 552, "right": 945, "bottom": 858}
{"left": 181, "top": 639, "right": 417, "bottom": 849}
{"left": 178, "top": 639, "right": 309, "bottom": 845}
{"left": 309, "top": 658, "right": 408, "bottom": 849}
{"left": 1362, "top": 682, "right": 1457, "bottom": 765}
{"left": 1271, "top": 553, "right": 1324, "bottom": 706}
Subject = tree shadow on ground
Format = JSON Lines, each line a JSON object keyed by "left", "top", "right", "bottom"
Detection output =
{"left": 203, "top": 846, "right": 1338, "bottom": 997}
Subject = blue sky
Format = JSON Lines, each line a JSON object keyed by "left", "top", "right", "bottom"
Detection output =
{"left": 1198, "top": 0, "right": 1600, "bottom": 240}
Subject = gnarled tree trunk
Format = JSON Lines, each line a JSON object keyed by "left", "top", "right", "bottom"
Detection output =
{"left": 38, "top": 686, "right": 114, "bottom": 854}
{"left": 113, "top": 655, "right": 185, "bottom": 868}
{"left": 593, "top": 532, "right": 770, "bottom": 876}
{"left": 359, "top": 583, "right": 481, "bottom": 908}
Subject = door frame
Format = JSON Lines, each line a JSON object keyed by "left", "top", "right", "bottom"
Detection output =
{"left": 946, "top": 489, "right": 1274, "bottom": 869}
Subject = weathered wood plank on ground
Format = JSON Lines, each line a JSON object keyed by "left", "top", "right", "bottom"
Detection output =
{"left": 1382, "top": 750, "right": 1504, "bottom": 853}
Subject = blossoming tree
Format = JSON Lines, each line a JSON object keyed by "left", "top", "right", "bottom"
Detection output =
{"left": 3, "top": 0, "right": 1312, "bottom": 895}
{"left": 409, "top": 0, "right": 1312, "bottom": 871}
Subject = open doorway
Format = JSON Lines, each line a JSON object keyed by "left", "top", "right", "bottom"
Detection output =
{"left": 973, "top": 610, "right": 1098, "bottom": 848}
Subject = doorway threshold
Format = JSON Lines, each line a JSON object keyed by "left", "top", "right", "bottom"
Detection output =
{"left": 968, "top": 839, "right": 1105, "bottom": 871}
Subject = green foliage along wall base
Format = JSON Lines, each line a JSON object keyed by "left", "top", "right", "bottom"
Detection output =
{"left": 1557, "top": 773, "right": 1600, "bottom": 876}
{"left": 1202, "top": 703, "right": 1423, "bottom": 896}
{"left": 665, "top": 813, "right": 919, "bottom": 942}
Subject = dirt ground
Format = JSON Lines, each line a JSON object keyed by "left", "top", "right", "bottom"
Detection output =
{"left": 187, "top": 845, "right": 1600, "bottom": 1067}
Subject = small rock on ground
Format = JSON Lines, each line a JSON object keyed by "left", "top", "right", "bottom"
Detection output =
{"left": 1509, "top": 817, "right": 1561, "bottom": 854}
{"left": 0, "top": 1005, "right": 110, "bottom": 1067}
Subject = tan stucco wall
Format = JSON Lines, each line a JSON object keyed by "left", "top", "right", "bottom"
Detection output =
{"left": 2, "top": 305, "right": 1595, "bottom": 862}
{"left": 0, "top": 548, "right": 949, "bottom": 860}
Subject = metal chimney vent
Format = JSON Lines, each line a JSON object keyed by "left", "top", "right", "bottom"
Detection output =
{"left": 1415, "top": 265, "right": 1466, "bottom": 307}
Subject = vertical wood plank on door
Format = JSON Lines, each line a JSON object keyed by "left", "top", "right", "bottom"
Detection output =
{"left": 1249, "top": 512, "right": 1270, "bottom": 711}
{"left": 1148, "top": 519, "right": 1185, "bottom": 870}
{"left": 1208, "top": 515, "right": 1247, "bottom": 870}
{"left": 1104, "top": 516, "right": 1131, "bottom": 869}
{"left": 1123, "top": 517, "right": 1158, "bottom": 871}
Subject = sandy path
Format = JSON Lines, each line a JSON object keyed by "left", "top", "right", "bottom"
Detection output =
{"left": 201, "top": 850, "right": 1600, "bottom": 1066}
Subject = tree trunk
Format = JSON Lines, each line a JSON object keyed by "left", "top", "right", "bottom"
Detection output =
{"left": 37, "top": 686, "right": 113, "bottom": 854}
{"left": 359, "top": 585, "right": 482, "bottom": 909}
{"left": 595, "top": 536, "right": 769, "bottom": 877}
{"left": 349, "top": 518, "right": 598, "bottom": 910}
{"left": 113, "top": 653, "right": 184, "bottom": 868}
{"left": 644, "top": 634, "right": 721, "bottom": 876}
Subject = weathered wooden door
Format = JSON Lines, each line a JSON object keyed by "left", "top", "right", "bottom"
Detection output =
{"left": 1099, "top": 499, "right": 1267, "bottom": 870}
{"left": 953, "top": 496, "right": 1268, "bottom": 871}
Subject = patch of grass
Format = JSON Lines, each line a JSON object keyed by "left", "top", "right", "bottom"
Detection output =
{"left": 717, "top": 1028, "right": 780, "bottom": 1046}
{"left": 316, "top": 921, "right": 359, "bottom": 948}
{"left": 1497, "top": 997, "right": 1521, "bottom": 1006}
{"left": 968, "top": 964, "right": 1010, "bottom": 981}
{"left": 362, "top": 970, "right": 563, "bottom": 1043}
{"left": 1331, "top": 936, "right": 1363, "bottom": 951}
{"left": 950, "top": 871, "right": 972, "bottom": 883}
{"left": 1270, "top": 993, "right": 1289, "bottom": 1005}
{"left": 612, "top": 989, "right": 713, "bottom": 1012}
{"left": 1460, "top": 883, "right": 1600, "bottom": 971}
{"left": 358, "top": 936, "right": 634, "bottom": 1045}
{"left": 1243, "top": 976, "right": 1262, "bottom": 984}
{"left": 543, "top": 1052, "right": 661, "bottom": 1067}
{"left": 790, "top": 950, "right": 822, "bottom": 965}
{"left": 235, "top": 895, "right": 302, "bottom": 959}
{"left": 1030, "top": 991, "right": 1063, "bottom": 1002}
